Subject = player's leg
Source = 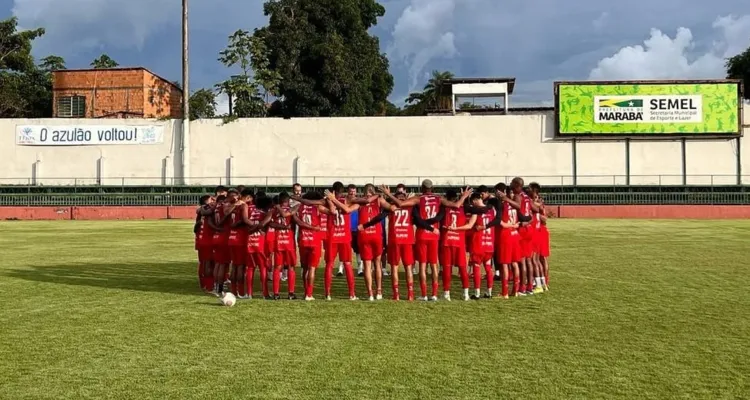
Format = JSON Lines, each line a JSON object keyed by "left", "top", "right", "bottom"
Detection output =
{"left": 470, "top": 253, "right": 482, "bottom": 299}
{"left": 429, "top": 241, "right": 439, "bottom": 301}
{"left": 361, "top": 242, "right": 375, "bottom": 300}
{"left": 306, "top": 245, "right": 322, "bottom": 300}
{"left": 454, "top": 247, "right": 470, "bottom": 301}
{"left": 415, "top": 242, "right": 428, "bottom": 301}
{"left": 286, "top": 251, "right": 297, "bottom": 299}
{"left": 373, "top": 239, "right": 384, "bottom": 299}
{"left": 323, "top": 240, "right": 335, "bottom": 300}
{"left": 483, "top": 254, "right": 495, "bottom": 298}
{"left": 440, "top": 246, "right": 452, "bottom": 300}
{"left": 340, "top": 243, "right": 357, "bottom": 300}
{"left": 388, "top": 244, "right": 400, "bottom": 300}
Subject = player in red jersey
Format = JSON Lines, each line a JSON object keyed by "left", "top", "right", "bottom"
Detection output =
{"left": 195, "top": 195, "right": 218, "bottom": 292}
{"left": 462, "top": 192, "right": 502, "bottom": 299}
{"left": 438, "top": 189, "right": 472, "bottom": 301}
{"left": 510, "top": 177, "right": 542, "bottom": 295}
{"left": 529, "top": 182, "right": 550, "bottom": 290}
{"left": 295, "top": 191, "right": 332, "bottom": 300}
{"left": 227, "top": 189, "right": 254, "bottom": 298}
{"left": 240, "top": 194, "right": 275, "bottom": 299}
{"left": 351, "top": 184, "right": 387, "bottom": 300}
{"left": 381, "top": 180, "right": 471, "bottom": 301}
{"left": 293, "top": 182, "right": 358, "bottom": 300}
{"left": 496, "top": 188, "right": 523, "bottom": 298}
{"left": 271, "top": 192, "right": 303, "bottom": 300}
{"left": 212, "top": 191, "right": 239, "bottom": 295}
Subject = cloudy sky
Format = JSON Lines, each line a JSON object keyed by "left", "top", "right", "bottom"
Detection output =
{"left": 3, "top": 0, "right": 750, "bottom": 112}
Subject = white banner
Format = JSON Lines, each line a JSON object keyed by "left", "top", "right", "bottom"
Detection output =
{"left": 16, "top": 125, "right": 165, "bottom": 146}
{"left": 594, "top": 95, "right": 702, "bottom": 123}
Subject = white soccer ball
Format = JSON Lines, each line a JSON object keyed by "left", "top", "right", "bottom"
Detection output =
{"left": 220, "top": 292, "right": 236, "bottom": 307}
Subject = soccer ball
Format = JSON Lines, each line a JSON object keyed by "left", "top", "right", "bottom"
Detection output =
{"left": 219, "top": 292, "right": 236, "bottom": 307}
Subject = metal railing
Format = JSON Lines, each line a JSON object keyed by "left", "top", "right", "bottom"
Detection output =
{"left": 2, "top": 174, "right": 750, "bottom": 187}
{"left": 1, "top": 191, "right": 749, "bottom": 207}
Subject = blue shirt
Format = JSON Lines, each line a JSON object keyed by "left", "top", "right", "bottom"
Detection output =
{"left": 350, "top": 210, "right": 359, "bottom": 231}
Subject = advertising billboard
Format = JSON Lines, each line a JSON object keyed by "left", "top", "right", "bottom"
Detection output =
{"left": 555, "top": 80, "right": 742, "bottom": 138}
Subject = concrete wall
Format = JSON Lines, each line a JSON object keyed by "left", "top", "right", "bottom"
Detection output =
{"left": 0, "top": 119, "right": 181, "bottom": 185}
{"left": 1, "top": 106, "right": 748, "bottom": 186}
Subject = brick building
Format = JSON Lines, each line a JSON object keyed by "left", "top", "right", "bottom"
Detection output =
{"left": 52, "top": 67, "right": 183, "bottom": 119}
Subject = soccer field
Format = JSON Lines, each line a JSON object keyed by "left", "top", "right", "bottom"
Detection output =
{"left": 0, "top": 220, "right": 748, "bottom": 399}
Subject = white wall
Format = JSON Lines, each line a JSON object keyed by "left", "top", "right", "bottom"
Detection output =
{"left": 1, "top": 107, "right": 748, "bottom": 186}
{"left": 0, "top": 119, "right": 180, "bottom": 185}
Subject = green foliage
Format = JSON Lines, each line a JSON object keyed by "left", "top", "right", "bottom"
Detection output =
{"left": 217, "top": 30, "right": 269, "bottom": 119}
{"left": 255, "top": 0, "right": 394, "bottom": 117}
{"left": 384, "top": 100, "right": 402, "bottom": 116}
{"left": 0, "top": 17, "right": 58, "bottom": 118}
{"left": 188, "top": 89, "right": 217, "bottom": 120}
{"left": 403, "top": 70, "right": 454, "bottom": 115}
{"left": 726, "top": 49, "right": 750, "bottom": 100}
{"left": 90, "top": 54, "right": 119, "bottom": 69}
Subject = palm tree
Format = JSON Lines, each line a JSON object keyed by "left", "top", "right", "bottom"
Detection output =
{"left": 404, "top": 70, "right": 454, "bottom": 114}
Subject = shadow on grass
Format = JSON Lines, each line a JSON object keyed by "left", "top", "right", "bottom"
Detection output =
{"left": 3, "top": 261, "right": 203, "bottom": 297}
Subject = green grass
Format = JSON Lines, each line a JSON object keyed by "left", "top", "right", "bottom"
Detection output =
{"left": 0, "top": 220, "right": 749, "bottom": 399}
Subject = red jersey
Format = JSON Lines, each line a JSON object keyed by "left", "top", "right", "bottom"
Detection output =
{"left": 358, "top": 199, "right": 382, "bottom": 242}
{"left": 519, "top": 192, "right": 532, "bottom": 218}
{"left": 416, "top": 194, "right": 441, "bottom": 241}
{"left": 471, "top": 207, "right": 496, "bottom": 253}
{"left": 227, "top": 205, "right": 247, "bottom": 246}
{"left": 196, "top": 208, "right": 214, "bottom": 246}
{"left": 297, "top": 204, "right": 322, "bottom": 248}
{"left": 328, "top": 195, "right": 352, "bottom": 244}
{"left": 275, "top": 206, "right": 295, "bottom": 251}
{"left": 319, "top": 212, "right": 329, "bottom": 240}
{"left": 501, "top": 202, "right": 520, "bottom": 236}
{"left": 212, "top": 204, "right": 230, "bottom": 245}
{"left": 389, "top": 207, "right": 415, "bottom": 245}
{"left": 442, "top": 207, "right": 466, "bottom": 247}
{"left": 247, "top": 207, "right": 266, "bottom": 252}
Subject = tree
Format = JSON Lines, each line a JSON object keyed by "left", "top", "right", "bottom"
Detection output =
{"left": 403, "top": 70, "right": 454, "bottom": 115}
{"left": 384, "top": 101, "right": 402, "bottom": 116}
{"left": 254, "top": 0, "right": 394, "bottom": 117}
{"left": 189, "top": 89, "right": 217, "bottom": 120}
{"left": 726, "top": 49, "right": 750, "bottom": 100}
{"left": 91, "top": 54, "right": 119, "bottom": 69}
{"left": 216, "top": 29, "right": 269, "bottom": 119}
{"left": 0, "top": 17, "right": 54, "bottom": 118}
{"left": 38, "top": 55, "right": 65, "bottom": 72}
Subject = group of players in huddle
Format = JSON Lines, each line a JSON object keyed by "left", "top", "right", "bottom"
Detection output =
{"left": 194, "top": 177, "right": 551, "bottom": 302}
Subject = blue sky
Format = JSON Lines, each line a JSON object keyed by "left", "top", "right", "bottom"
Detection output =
{"left": 3, "top": 0, "right": 750, "bottom": 112}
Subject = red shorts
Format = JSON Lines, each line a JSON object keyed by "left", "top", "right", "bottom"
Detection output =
{"left": 469, "top": 251, "right": 493, "bottom": 265}
{"left": 388, "top": 243, "right": 414, "bottom": 267}
{"left": 325, "top": 241, "right": 352, "bottom": 263}
{"left": 441, "top": 246, "right": 467, "bottom": 268}
{"left": 213, "top": 245, "right": 231, "bottom": 264}
{"left": 537, "top": 228, "right": 550, "bottom": 257}
{"left": 230, "top": 245, "right": 247, "bottom": 265}
{"left": 360, "top": 239, "right": 383, "bottom": 261}
{"left": 299, "top": 246, "right": 322, "bottom": 268}
{"left": 274, "top": 250, "right": 296, "bottom": 267}
{"left": 265, "top": 233, "right": 277, "bottom": 254}
{"left": 197, "top": 245, "right": 213, "bottom": 263}
{"left": 499, "top": 233, "right": 522, "bottom": 264}
{"left": 247, "top": 252, "right": 267, "bottom": 270}
{"left": 415, "top": 240, "right": 439, "bottom": 264}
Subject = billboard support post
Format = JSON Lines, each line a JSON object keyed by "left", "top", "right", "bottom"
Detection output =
{"left": 681, "top": 138, "right": 687, "bottom": 186}
{"left": 625, "top": 139, "right": 630, "bottom": 186}
{"left": 571, "top": 139, "right": 577, "bottom": 186}
{"left": 737, "top": 137, "right": 742, "bottom": 186}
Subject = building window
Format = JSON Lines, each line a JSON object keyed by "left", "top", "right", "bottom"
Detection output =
{"left": 56, "top": 96, "right": 86, "bottom": 117}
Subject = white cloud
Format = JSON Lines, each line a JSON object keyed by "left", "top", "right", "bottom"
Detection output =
{"left": 589, "top": 14, "right": 750, "bottom": 80}
{"left": 215, "top": 94, "right": 230, "bottom": 116}
{"left": 387, "top": 0, "right": 459, "bottom": 91}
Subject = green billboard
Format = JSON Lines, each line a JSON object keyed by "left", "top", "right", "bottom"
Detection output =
{"left": 555, "top": 80, "right": 742, "bottom": 137}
